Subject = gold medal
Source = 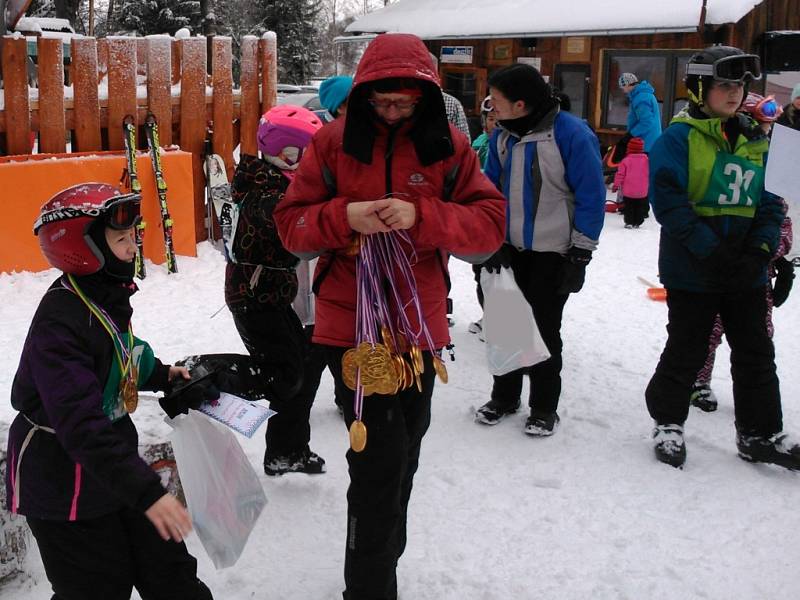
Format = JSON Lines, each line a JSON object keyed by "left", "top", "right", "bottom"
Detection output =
{"left": 122, "top": 365, "right": 138, "bottom": 413}
{"left": 342, "top": 348, "right": 360, "bottom": 391}
{"left": 411, "top": 345, "right": 424, "bottom": 374}
{"left": 349, "top": 420, "right": 367, "bottom": 452}
{"left": 381, "top": 325, "right": 396, "bottom": 352}
{"left": 433, "top": 356, "right": 448, "bottom": 384}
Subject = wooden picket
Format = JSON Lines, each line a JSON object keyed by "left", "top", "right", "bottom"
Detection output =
{"left": 36, "top": 38, "right": 65, "bottom": 154}
{"left": 70, "top": 37, "right": 102, "bottom": 152}
{"left": 0, "top": 33, "right": 278, "bottom": 242}
{"left": 1, "top": 37, "right": 31, "bottom": 155}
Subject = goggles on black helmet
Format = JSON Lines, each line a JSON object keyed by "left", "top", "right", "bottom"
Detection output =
{"left": 104, "top": 194, "right": 142, "bottom": 230}
{"left": 686, "top": 53, "right": 762, "bottom": 83}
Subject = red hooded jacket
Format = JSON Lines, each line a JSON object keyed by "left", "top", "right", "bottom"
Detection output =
{"left": 274, "top": 34, "right": 506, "bottom": 349}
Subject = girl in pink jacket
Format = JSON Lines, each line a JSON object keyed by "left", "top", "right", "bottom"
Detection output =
{"left": 612, "top": 136, "right": 649, "bottom": 228}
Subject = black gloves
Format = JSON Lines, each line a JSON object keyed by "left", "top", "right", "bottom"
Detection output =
{"left": 482, "top": 244, "right": 513, "bottom": 274}
{"left": 701, "top": 241, "right": 738, "bottom": 277}
{"left": 159, "top": 365, "right": 220, "bottom": 418}
{"left": 772, "top": 256, "right": 795, "bottom": 308}
{"left": 737, "top": 246, "right": 772, "bottom": 284}
{"left": 557, "top": 247, "right": 592, "bottom": 294}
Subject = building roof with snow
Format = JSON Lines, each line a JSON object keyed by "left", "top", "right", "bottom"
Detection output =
{"left": 346, "top": 0, "right": 765, "bottom": 39}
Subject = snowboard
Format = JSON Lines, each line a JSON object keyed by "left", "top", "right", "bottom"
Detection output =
{"left": 203, "top": 152, "right": 237, "bottom": 260}
{"left": 174, "top": 353, "right": 272, "bottom": 402}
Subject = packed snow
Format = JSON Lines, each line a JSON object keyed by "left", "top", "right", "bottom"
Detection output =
{"left": 1, "top": 211, "right": 800, "bottom": 599}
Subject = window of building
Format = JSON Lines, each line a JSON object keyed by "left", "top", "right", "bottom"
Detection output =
{"left": 554, "top": 64, "right": 590, "bottom": 119}
{"left": 600, "top": 49, "right": 696, "bottom": 131}
{"left": 440, "top": 66, "right": 487, "bottom": 116}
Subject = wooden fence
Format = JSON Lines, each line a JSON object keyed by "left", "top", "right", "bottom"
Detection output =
{"left": 0, "top": 34, "right": 278, "bottom": 240}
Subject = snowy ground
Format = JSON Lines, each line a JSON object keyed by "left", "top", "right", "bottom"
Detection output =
{"left": 2, "top": 210, "right": 800, "bottom": 599}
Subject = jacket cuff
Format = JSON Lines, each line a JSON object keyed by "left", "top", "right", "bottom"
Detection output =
{"left": 143, "top": 359, "right": 171, "bottom": 393}
{"left": 135, "top": 482, "right": 168, "bottom": 513}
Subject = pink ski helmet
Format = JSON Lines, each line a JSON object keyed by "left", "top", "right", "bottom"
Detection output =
{"left": 257, "top": 105, "right": 322, "bottom": 165}
{"left": 34, "top": 183, "right": 141, "bottom": 275}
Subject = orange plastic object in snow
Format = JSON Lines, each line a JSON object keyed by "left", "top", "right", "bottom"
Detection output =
{"left": 0, "top": 150, "right": 197, "bottom": 274}
{"left": 647, "top": 287, "right": 667, "bottom": 301}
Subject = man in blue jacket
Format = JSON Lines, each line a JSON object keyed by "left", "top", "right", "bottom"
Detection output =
{"left": 619, "top": 72, "right": 662, "bottom": 152}
{"left": 474, "top": 63, "right": 606, "bottom": 436}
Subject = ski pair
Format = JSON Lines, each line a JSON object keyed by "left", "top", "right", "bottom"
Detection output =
{"left": 121, "top": 114, "right": 178, "bottom": 277}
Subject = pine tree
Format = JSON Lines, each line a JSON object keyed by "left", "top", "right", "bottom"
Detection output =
{"left": 259, "top": 0, "right": 323, "bottom": 84}
{"left": 111, "top": 0, "right": 203, "bottom": 36}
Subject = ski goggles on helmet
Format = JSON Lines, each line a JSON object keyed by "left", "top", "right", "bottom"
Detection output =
{"left": 686, "top": 54, "right": 762, "bottom": 83}
{"left": 104, "top": 194, "right": 142, "bottom": 230}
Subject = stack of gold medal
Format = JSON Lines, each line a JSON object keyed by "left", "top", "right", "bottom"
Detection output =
{"left": 344, "top": 231, "right": 449, "bottom": 453}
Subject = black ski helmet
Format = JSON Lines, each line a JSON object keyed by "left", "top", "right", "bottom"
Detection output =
{"left": 685, "top": 46, "right": 762, "bottom": 107}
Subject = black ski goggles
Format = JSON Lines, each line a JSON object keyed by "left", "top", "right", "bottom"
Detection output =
{"left": 104, "top": 194, "right": 142, "bottom": 230}
{"left": 686, "top": 54, "right": 762, "bottom": 83}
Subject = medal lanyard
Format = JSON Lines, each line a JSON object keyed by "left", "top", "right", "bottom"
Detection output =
{"left": 64, "top": 274, "right": 134, "bottom": 379}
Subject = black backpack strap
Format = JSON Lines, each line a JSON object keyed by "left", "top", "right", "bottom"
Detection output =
{"left": 321, "top": 161, "right": 337, "bottom": 197}
{"left": 442, "top": 162, "right": 460, "bottom": 202}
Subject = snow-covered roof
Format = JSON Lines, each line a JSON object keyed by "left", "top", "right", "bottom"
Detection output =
{"left": 15, "top": 17, "right": 75, "bottom": 34}
{"left": 346, "top": 0, "right": 765, "bottom": 39}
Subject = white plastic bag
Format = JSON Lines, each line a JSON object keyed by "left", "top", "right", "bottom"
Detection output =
{"left": 480, "top": 267, "right": 551, "bottom": 375}
{"left": 168, "top": 411, "right": 267, "bottom": 569}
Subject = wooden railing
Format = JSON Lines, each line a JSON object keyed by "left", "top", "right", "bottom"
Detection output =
{"left": 0, "top": 34, "right": 278, "bottom": 240}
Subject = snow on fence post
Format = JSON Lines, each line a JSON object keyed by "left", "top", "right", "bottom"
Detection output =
{"left": 37, "top": 37, "right": 66, "bottom": 154}
{"left": 211, "top": 37, "right": 234, "bottom": 181}
{"left": 239, "top": 36, "right": 259, "bottom": 157}
{"left": 147, "top": 36, "right": 173, "bottom": 147}
{"left": 107, "top": 37, "right": 138, "bottom": 150}
{"left": 1, "top": 36, "right": 31, "bottom": 155}
{"left": 179, "top": 36, "right": 208, "bottom": 241}
{"left": 70, "top": 37, "right": 102, "bottom": 152}
{"left": 259, "top": 32, "right": 277, "bottom": 117}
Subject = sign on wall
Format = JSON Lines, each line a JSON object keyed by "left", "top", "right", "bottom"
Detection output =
{"left": 517, "top": 57, "right": 542, "bottom": 70}
{"left": 441, "top": 46, "right": 474, "bottom": 64}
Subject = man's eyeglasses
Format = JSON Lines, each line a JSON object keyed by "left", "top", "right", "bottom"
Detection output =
{"left": 368, "top": 98, "right": 420, "bottom": 111}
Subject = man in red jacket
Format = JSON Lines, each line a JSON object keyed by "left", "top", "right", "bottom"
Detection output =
{"left": 275, "top": 33, "right": 506, "bottom": 600}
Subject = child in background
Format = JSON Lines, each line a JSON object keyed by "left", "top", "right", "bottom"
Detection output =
{"left": 6, "top": 183, "right": 212, "bottom": 599}
{"left": 612, "top": 136, "right": 649, "bottom": 228}
{"left": 471, "top": 95, "right": 497, "bottom": 169}
{"left": 224, "top": 105, "right": 327, "bottom": 476}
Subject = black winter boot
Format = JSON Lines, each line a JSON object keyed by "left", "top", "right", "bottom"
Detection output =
{"left": 653, "top": 424, "right": 686, "bottom": 468}
{"left": 475, "top": 398, "right": 520, "bottom": 425}
{"left": 736, "top": 432, "right": 800, "bottom": 470}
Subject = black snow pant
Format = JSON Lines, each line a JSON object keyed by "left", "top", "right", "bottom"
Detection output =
{"left": 27, "top": 508, "right": 212, "bottom": 600}
{"left": 230, "top": 307, "right": 308, "bottom": 458}
{"left": 645, "top": 287, "right": 782, "bottom": 435}
{"left": 327, "top": 346, "right": 435, "bottom": 600}
{"left": 472, "top": 263, "right": 484, "bottom": 307}
{"left": 490, "top": 250, "right": 569, "bottom": 415}
{"left": 622, "top": 195, "right": 649, "bottom": 227}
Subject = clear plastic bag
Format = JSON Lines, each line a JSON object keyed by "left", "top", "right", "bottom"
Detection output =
{"left": 480, "top": 268, "right": 551, "bottom": 375}
{"left": 168, "top": 411, "right": 267, "bottom": 569}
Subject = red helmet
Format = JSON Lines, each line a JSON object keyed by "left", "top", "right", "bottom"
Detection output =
{"left": 34, "top": 183, "right": 141, "bottom": 275}
{"left": 257, "top": 105, "right": 322, "bottom": 164}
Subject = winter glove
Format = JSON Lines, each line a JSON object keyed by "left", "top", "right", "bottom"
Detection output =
{"left": 736, "top": 246, "right": 772, "bottom": 284}
{"left": 482, "top": 244, "right": 513, "bottom": 274}
{"left": 159, "top": 366, "right": 220, "bottom": 418}
{"left": 772, "top": 256, "right": 795, "bottom": 308}
{"left": 556, "top": 247, "right": 592, "bottom": 294}
{"left": 700, "top": 241, "right": 739, "bottom": 278}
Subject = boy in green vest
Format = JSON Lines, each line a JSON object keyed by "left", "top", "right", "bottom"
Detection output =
{"left": 645, "top": 46, "right": 800, "bottom": 470}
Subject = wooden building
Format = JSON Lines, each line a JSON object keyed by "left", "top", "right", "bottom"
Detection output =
{"left": 342, "top": 0, "right": 800, "bottom": 145}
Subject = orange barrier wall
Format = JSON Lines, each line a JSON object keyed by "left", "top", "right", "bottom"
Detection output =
{"left": 0, "top": 150, "right": 197, "bottom": 274}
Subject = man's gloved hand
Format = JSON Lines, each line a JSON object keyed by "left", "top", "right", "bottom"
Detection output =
{"left": 159, "top": 367, "right": 220, "bottom": 418}
{"left": 556, "top": 247, "right": 592, "bottom": 294}
{"left": 482, "top": 244, "right": 513, "bottom": 274}
{"left": 772, "top": 256, "right": 795, "bottom": 308}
